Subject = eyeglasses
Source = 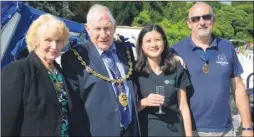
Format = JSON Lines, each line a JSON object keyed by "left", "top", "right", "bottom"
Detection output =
{"left": 189, "top": 14, "right": 213, "bottom": 23}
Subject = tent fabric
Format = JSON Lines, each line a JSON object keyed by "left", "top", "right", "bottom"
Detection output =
{"left": 10, "top": 35, "right": 85, "bottom": 60}
{"left": 11, "top": 37, "right": 27, "bottom": 60}
{"left": 1, "top": 1, "right": 87, "bottom": 68}
{"left": 1, "top": 1, "right": 20, "bottom": 29}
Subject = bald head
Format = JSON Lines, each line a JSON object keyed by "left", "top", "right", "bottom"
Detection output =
{"left": 187, "top": 2, "right": 215, "bottom": 39}
{"left": 86, "top": 4, "right": 115, "bottom": 26}
{"left": 189, "top": 2, "right": 213, "bottom": 18}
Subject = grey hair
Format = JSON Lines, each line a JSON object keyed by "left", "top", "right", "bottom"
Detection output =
{"left": 86, "top": 4, "right": 116, "bottom": 25}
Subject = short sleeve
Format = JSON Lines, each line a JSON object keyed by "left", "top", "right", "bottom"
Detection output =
{"left": 169, "top": 47, "right": 178, "bottom": 56}
{"left": 175, "top": 64, "right": 191, "bottom": 89}
{"left": 230, "top": 44, "right": 244, "bottom": 78}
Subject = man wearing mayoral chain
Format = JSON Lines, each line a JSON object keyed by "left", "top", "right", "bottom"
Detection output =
{"left": 61, "top": 4, "right": 140, "bottom": 137}
{"left": 172, "top": 2, "right": 253, "bottom": 137}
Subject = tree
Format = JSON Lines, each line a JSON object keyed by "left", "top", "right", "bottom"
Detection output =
{"left": 26, "top": 1, "right": 253, "bottom": 43}
{"left": 27, "top": 1, "right": 75, "bottom": 20}
{"left": 69, "top": 1, "right": 95, "bottom": 23}
{"left": 159, "top": 19, "right": 190, "bottom": 46}
{"left": 213, "top": 3, "right": 253, "bottom": 42}
{"left": 100, "top": 1, "right": 142, "bottom": 26}
{"left": 132, "top": 10, "right": 152, "bottom": 26}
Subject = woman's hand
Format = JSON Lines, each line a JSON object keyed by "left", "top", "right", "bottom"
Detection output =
{"left": 145, "top": 93, "right": 165, "bottom": 107}
{"left": 138, "top": 93, "right": 164, "bottom": 111}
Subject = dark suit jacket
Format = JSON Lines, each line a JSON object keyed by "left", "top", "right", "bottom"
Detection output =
{"left": 61, "top": 40, "right": 141, "bottom": 136}
{"left": 1, "top": 52, "right": 72, "bottom": 136}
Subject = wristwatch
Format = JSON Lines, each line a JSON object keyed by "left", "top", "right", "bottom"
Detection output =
{"left": 242, "top": 127, "right": 253, "bottom": 131}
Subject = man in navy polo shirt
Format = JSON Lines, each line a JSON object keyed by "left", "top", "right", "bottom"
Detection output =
{"left": 172, "top": 2, "right": 253, "bottom": 137}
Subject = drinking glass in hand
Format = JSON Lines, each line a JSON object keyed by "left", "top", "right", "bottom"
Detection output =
{"left": 156, "top": 86, "right": 165, "bottom": 114}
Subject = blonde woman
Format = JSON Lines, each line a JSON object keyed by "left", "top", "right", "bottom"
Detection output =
{"left": 1, "top": 14, "right": 71, "bottom": 136}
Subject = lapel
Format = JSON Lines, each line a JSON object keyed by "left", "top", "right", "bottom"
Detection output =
{"left": 115, "top": 42, "right": 138, "bottom": 111}
{"left": 85, "top": 40, "right": 118, "bottom": 102}
{"left": 128, "top": 80, "right": 137, "bottom": 107}
{"left": 28, "top": 52, "right": 60, "bottom": 107}
{"left": 115, "top": 42, "right": 141, "bottom": 134}
{"left": 115, "top": 41, "right": 130, "bottom": 74}
{"left": 86, "top": 40, "right": 109, "bottom": 77}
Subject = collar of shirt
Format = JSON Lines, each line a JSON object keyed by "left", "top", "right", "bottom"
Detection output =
{"left": 95, "top": 43, "right": 116, "bottom": 56}
{"left": 188, "top": 34, "right": 218, "bottom": 51}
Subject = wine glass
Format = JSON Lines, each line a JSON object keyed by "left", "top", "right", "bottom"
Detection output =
{"left": 156, "top": 86, "right": 165, "bottom": 114}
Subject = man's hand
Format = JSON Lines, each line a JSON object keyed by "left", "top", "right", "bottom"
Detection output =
{"left": 174, "top": 55, "right": 186, "bottom": 69}
{"left": 231, "top": 76, "right": 253, "bottom": 137}
{"left": 241, "top": 130, "right": 253, "bottom": 137}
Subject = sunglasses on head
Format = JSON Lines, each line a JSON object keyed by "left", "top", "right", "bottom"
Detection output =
{"left": 190, "top": 14, "right": 213, "bottom": 23}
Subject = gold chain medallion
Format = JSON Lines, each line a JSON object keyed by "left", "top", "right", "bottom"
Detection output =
{"left": 119, "top": 92, "right": 128, "bottom": 107}
{"left": 71, "top": 48, "right": 133, "bottom": 84}
{"left": 71, "top": 47, "right": 133, "bottom": 107}
{"left": 202, "top": 63, "right": 209, "bottom": 74}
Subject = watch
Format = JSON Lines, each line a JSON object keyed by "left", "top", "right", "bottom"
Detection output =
{"left": 242, "top": 127, "right": 253, "bottom": 131}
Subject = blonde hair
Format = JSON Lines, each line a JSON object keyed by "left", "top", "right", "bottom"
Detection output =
{"left": 26, "top": 14, "right": 70, "bottom": 52}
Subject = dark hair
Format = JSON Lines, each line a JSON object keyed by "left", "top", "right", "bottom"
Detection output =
{"left": 134, "top": 24, "right": 176, "bottom": 75}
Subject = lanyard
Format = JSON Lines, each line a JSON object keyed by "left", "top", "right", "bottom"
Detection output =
{"left": 195, "top": 48, "right": 214, "bottom": 64}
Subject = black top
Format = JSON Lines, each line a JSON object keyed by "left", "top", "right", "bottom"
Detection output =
{"left": 1, "top": 52, "right": 72, "bottom": 136}
{"left": 136, "top": 64, "right": 191, "bottom": 136}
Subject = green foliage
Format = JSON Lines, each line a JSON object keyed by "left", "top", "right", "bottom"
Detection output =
{"left": 26, "top": 1, "right": 253, "bottom": 44}
{"left": 159, "top": 19, "right": 190, "bottom": 46}
{"left": 27, "top": 1, "right": 75, "bottom": 20}
{"left": 164, "top": 2, "right": 192, "bottom": 22}
{"left": 132, "top": 10, "right": 152, "bottom": 26}
{"left": 213, "top": 3, "right": 253, "bottom": 42}
{"left": 101, "top": 1, "right": 142, "bottom": 26}
{"left": 132, "top": 1, "right": 253, "bottom": 45}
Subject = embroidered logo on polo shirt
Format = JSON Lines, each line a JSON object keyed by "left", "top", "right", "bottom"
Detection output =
{"left": 216, "top": 54, "right": 229, "bottom": 66}
{"left": 165, "top": 80, "right": 175, "bottom": 85}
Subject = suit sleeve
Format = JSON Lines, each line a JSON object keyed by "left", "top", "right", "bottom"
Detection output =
{"left": 61, "top": 50, "right": 81, "bottom": 96}
{"left": 1, "top": 62, "right": 25, "bottom": 136}
{"left": 61, "top": 50, "right": 91, "bottom": 136}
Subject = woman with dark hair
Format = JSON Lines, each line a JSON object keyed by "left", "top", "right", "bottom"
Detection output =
{"left": 135, "top": 24, "right": 193, "bottom": 136}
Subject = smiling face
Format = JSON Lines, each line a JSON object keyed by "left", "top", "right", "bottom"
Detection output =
{"left": 141, "top": 30, "right": 165, "bottom": 60}
{"left": 85, "top": 9, "right": 115, "bottom": 51}
{"left": 187, "top": 2, "right": 215, "bottom": 39}
{"left": 35, "top": 26, "right": 65, "bottom": 64}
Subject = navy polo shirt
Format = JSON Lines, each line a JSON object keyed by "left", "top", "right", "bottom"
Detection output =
{"left": 171, "top": 36, "right": 243, "bottom": 132}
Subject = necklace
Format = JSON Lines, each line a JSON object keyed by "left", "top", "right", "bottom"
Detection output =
{"left": 48, "top": 67, "right": 57, "bottom": 75}
{"left": 71, "top": 48, "right": 133, "bottom": 85}
{"left": 71, "top": 47, "right": 133, "bottom": 108}
{"left": 48, "top": 68, "right": 63, "bottom": 92}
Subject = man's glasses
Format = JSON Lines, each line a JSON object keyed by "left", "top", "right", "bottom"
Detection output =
{"left": 189, "top": 14, "right": 213, "bottom": 23}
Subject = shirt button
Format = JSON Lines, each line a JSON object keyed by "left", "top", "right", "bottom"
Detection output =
{"left": 115, "top": 108, "right": 119, "bottom": 112}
